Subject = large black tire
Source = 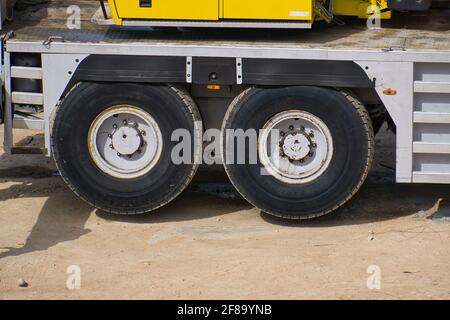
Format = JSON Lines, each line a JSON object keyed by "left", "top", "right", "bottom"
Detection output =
{"left": 52, "top": 82, "right": 201, "bottom": 214}
{"left": 222, "top": 86, "right": 374, "bottom": 220}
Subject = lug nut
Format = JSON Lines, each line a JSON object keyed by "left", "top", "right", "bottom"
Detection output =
{"left": 108, "top": 134, "right": 113, "bottom": 138}
{"left": 309, "top": 132, "right": 315, "bottom": 138}
{"left": 113, "top": 124, "right": 118, "bottom": 129}
{"left": 289, "top": 125, "right": 294, "bottom": 131}
{"left": 110, "top": 144, "right": 114, "bottom": 149}
{"left": 117, "top": 152, "right": 121, "bottom": 157}
{"left": 123, "top": 120, "right": 128, "bottom": 125}
{"left": 141, "top": 130, "right": 146, "bottom": 136}
{"left": 308, "top": 153, "right": 314, "bottom": 157}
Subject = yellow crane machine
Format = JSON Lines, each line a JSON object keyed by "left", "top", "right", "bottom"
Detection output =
{"left": 105, "top": 0, "right": 433, "bottom": 27}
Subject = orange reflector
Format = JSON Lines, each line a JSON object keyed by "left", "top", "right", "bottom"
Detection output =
{"left": 383, "top": 89, "right": 397, "bottom": 95}
{"left": 207, "top": 85, "right": 222, "bottom": 90}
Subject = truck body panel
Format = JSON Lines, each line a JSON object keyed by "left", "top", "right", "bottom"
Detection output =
{"left": 1, "top": 1, "right": 450, "bottom": 216}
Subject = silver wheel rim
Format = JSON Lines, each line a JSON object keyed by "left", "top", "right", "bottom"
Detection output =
{"left": 88, "top": 105, "right": 163, "bottom": 180}
{"left": 258, "top": 110, "right": 333, "bottom": 184}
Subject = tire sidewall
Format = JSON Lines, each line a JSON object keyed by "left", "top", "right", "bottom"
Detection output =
{"left": 52, "top": 83, "right": 199, "bottom": 213}
{"left": 222, "top": 86, "right": 372, "bottom": 218}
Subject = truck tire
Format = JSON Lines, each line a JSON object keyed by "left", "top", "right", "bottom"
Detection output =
{"left": 221, "top": 86, "right": 374, "bottom": 220}
{"left": 52, "top": 82, "right": 201, "bottom": 214}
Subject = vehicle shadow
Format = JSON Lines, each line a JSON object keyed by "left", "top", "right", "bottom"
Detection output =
{"left": 260, "top": 180, "right": 450, "bottom": 227}
{"left": 0, "top": 132, "right": 91, "bottom": 260}
{"left": 1, "top": 129, "right": 448, "bottom": 259}
{"left": 95, "top": 190, "right": 252, "bottom": 225}
{"left": 260, "top": 131, "right": 450, "bottom": 227}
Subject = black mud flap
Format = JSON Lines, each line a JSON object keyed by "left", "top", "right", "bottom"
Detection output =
{"left": 388, "top": 0, "right": 432, "bottom": 11}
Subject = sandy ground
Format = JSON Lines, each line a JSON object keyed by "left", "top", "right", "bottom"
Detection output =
{"left": 0, "top": 126, "right": 449, "bottom": 300}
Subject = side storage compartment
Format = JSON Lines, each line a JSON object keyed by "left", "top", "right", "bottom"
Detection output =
{"left": 223, "top": 0, "right": 313, "bottom": 21}
{"left": 111, "top": 0, "right": 220, "bottom": 21}
{"left": 412, "top": 62, "right": 450, "bottom": 183}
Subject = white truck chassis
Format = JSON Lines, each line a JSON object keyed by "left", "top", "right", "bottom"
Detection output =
{"left": 1, "top": 1, "right": 450, "bottom": 218}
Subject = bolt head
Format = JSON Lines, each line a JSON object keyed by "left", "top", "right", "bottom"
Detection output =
{"left": 110, "top": 144, "right": 114, "bottom": 149}
{"left": 117, "top": 152, "right": 121, "bottom": 157}
{"left": 289, "top": 125, "right": 294, "bottom": 131}
{"left": 113, "top": 124, "right": 118, "bottom": 129}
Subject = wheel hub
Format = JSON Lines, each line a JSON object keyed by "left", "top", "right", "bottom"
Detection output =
{"left": 258, "top": 110, "right": 333, "bottom": 184}
{"left": 281, "top": 130, "right": 313, "bottom": 161}
{"left": 111, "top": 125, "right": 142, "bottom": 156}
{"left": 88, "top": 105, "right": 163, "bottom": 180}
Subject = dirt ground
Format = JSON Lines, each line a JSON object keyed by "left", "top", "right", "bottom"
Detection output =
{"left": 0, "top": 126, "right": 449, "bottom": 300}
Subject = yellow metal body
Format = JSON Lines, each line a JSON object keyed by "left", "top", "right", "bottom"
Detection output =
{"left": 110, "top": 0, "right": 219, "bottom": 22}
{"left": 222, "top": 0, "right": 313, "bottom": 21}
{"left": 333, "top": 0, "right": 391, "bottom": 19}
{"left": 107, "top": 0, "right": 391, "bottom": 26}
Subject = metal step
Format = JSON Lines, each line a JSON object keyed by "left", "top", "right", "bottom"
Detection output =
{"left": 12, "top": 117, "right": 44, "bottom": 130}
{"left": 413, "top": 172, "right": 450, "bottom": 184}
{"left": 414, "top": 81, "right": 450, "bottom": 94}
{"left": 413, "top": 111, "right": 450, "bottom": 124}
{"left": 413, "top": 142, "right": 450, "bottom": 154}
{"left": 10, "top": 66, "right": 43, "bottom": 79}
{"left": 11, "top": 92, "right": 43, "bottom": 105}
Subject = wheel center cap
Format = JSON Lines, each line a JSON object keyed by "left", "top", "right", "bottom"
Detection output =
{"left": 282, "top": 132, "right": 311, "bottom": 160}
{"left": 112, "top": 126, "right": 142, "bottom": 155}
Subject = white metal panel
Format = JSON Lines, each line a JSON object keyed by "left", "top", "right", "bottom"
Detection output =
{"left": 356, "top": 61, "right": 415, "bottom": 183}
{"left": 413, "top": 142, "right": 450, "bottom": 154}
{"left": 41, "top": 53, "right": 88, "bottom": 155}
{"left": 10, "top": 66, "right": 43, "bottom": 79}
{"left": 3, "top": 51, "right": 12, "bottom": 154}
{"left": 6, "top": 41, "right": 450, "bottom": 65}
{"left": 13, "top": 117, "right": 44, "bottom": 130}
{"left": 414, "top": 81, "right": 450, "bottom": 94}
{"left": 11, "top": 92, "right": 43, "bottom": 105}
{"left": 413, "top": 111, "right": 450, "bottom": 124}
{"left": 413, "top": 172, "right": 450, "bottom": 184}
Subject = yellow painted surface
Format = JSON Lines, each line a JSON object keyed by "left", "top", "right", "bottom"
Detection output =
{"left": 111, "top": 0, "right": 220, "bottom": 21}
{"left": 333, "top": 0, "right": 391, "bottom": 19}
{"left": 223, "top": 0, "right": 313, "bottom": 21}
{"left": 107, "top": 0, "right": 392, "bottom": 24}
